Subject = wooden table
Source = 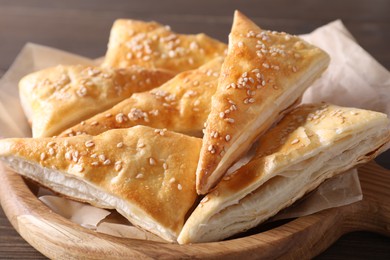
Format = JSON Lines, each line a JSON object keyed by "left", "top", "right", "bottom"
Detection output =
{"left": 1, "top": 0, "right": 389, "bottom": 258}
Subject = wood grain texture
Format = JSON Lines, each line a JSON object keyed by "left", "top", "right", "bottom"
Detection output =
{"left": 0, "top": 162, "right": 390, "bottom": 259}
{"left": 0, "top": 0, "right": 390, "bottom": 258}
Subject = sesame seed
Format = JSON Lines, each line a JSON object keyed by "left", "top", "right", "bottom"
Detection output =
{"left": 177, "top": 184, "right": 183, "bottom": 190}
{"left": 219, "top": 112, "right": 225, "bottom": 118}
{"left": 114, "top": 161, "right": 122, "bottom": 171}
{"left": 116, "top": 113, "right": 125, "bottom": 123}
{"left": 252, "top": 69, "right": 260, "bottom": 73}
{"left": 137, "top": 142, "right": 145, "bottom": 148}
{"left": 65, "top": 151, "right": 72, "bottom": 160}
{"left": 163, "top": 163, "right": 168, "bottom": 170}
{"left": 64, "top": 140, "right": 69, "bottom": 147}
{"left": 291, "top": 139, "right": 299, "bottom": 144}
{"left": 208, "top": 144, "right": 216, "bottom": 154}
{"left": 85, "top": 140, "right": 95, "bottom": 148}
{"left": 201, "top": 196, "right": 210, "bottom": 203}
{"left": 81, "top": 121, "right": 86, "bottom": 126}
{"left": 40, "top": 152, "right": 46, "bottom": 161}
{"left": 103, "top": 159, "right": 111, "bottom": 165}
{"left": 47, "top": 141, "right": 56, "bottom": 147}
{"left": 98, "top": 154, "right": 106, "bottom": 162}
{"left": 238, "top": 41, "right": 244, "bottom": 48}
{"left": 91, "top": 162, "right": 99, "bottom": 166}
{"left": 91, "top": 153, "right": 97, "bottom": 158}
{"left": 117, "top": 142, "right": 124, "bottom": 148}
{"left": 136, "top": 173, "right": 144, "bottom": 179}
{"left": 48, "top": 148, "right": 55, "bottom": 156}
{"left": 225, "top": 118, "right": 235, "bottom": 123}
{"left": 225, "top": 135, "right": 231, "bottom": 142}
{"left": 336, "top": 128, "right": 342, "bottom": 134}
{"left": 91, "top": 121, "right": 98, "bottom": 126}
{"left": 292, "top": 66, "right": 298, "bottom": 72}
{"left": 105, "top": 113, "right": 112, "bottom": 118}
{"left": 75, "top": 164, "right": 84, "bottom": 172}
{"left": 169, "top": 177, "right": 176, "bottom": 183}
{"left": 248, "top": 98, "right": 255, "bottom": 103}
{"left": 149, "top": 157, "right": 156, "bottom": 166}
{"left": 262, "top": 63, "right": 270, "bottom": 69}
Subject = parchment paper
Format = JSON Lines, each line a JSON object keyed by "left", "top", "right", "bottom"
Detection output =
{"left": 0, "top": 20, "right": 389, "bottom": 242}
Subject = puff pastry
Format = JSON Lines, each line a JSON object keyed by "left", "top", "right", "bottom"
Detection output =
{"left": 0, "top": 126, "right": 201, "bottom": 242}
{"left": 196, "top": 11, "right": 330, "bottom": 194}
{"left": 178, "top": 103, "right": 390, "bottom": 244}
{"left": 19, "top": 65, "right": 174, "bottom": 137}
{"left": 59, "top": 57, "right": 224, "bottom": 137}
{"left": 103, "top": 19, "right": 227, "bottom": 74}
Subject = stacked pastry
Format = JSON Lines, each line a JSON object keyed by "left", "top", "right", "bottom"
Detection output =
{"left": 0, "top": 11, "right": 389, "bottom": 244}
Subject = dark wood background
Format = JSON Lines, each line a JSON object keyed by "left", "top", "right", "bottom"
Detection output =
{"left": 0, "top": 0, "right": 389, "bottom": 259}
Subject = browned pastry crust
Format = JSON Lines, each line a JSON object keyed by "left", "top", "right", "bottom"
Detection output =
{"left": 0, "top": 126, "right": 202, "bottom": 241}
{"left": 19, "top": 65, "right": 174, "bottom": 137}
{"left": 179, "top": 103, "right": 390, "bottom": 243}
{"left": 103, "top": 19, "right": 227, "bottom": 74}
{"left": 196, "top": 11, "right": 330, "bottom": 194}
{"left": 59, "top": 58, "right": 224, "bottom": 137}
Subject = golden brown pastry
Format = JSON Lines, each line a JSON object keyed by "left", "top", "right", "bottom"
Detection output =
{"left": 196, "top": 11, "right": 330, "bottom": 194}
{"left": 19, "top": 65, "right": 174, "bottom": 137}
{"left": 103, "top": 19, "right": 227, "bottom": 74}
{"left": 178, "top": 103, "right": 390, "bottom": 244}
{"left": 0, "top": 126, "right": 201, "bottom": 242}
{"left": 59, "top": 57, "right": 224, "bottom": 137}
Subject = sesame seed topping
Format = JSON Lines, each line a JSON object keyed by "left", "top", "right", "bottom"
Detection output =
{"left": 65, "top": 151, "right": 72, "bottom": 160}
{"left": 91, "top": 153, "right": 97, "bottom": 158}
{"left": 40, "top": 152, "right": 46, "bottom": 161}
{"left": 64, "top": 140, "right": 69, "bottom": 147}
{"left": 48, "top": 148, "right": 55, "bottom": 156}
{"left": 103, "top": 159, "right": 111, "bottom": 165}
{"left": 225, "top": 135, "right": 231, "bottom": 142}
{"left": 117, "top": 142, "right": 124, "bottom": 148}
{"left": 292, "top": 66, "right": 298, "bottom": 72}
{"left": 219, "top": 112, "right": 225, "bottom": 118}
{"left": 136, "top": 173, "right": 144, "bottom": 179}
{"left": 137, "top": 142, "right": 145, "bottom": 148}
{"left": 208, "top": 144, "right": 216, "bottom": 154}
{"left": 47, "top": 141, "right": 56, "bottom": 147}
{"left": 91, "top": 121, "right": 98, "bottom": 126}
{"left": 291, "top": 139, "right": 299, "bottom": 144}
{"left": 169, "top": 177, "right": 176, "bottom": 183}
{"left": 105, "top": 113, "right": 112, "bottom": 118}
{"left": 149, "top": 157, "right": 156, "bottom": 166}
{"left": 85, "top": 140, "right": 95, "bottom": 148}
{"left": 114, "top": 161, "right": 122, "bottom": 171}
{"left": 225, "top": 118, "right": 235, "bottom": 123}
{"left": 98, "top": 154, "right": 106, "bottom": 162}
{"left": 201, "top": 196, "right": 210, "bottom": 203}
{"left": 75, "top": 164, "right": 84, "bottom": 172}
{"left": 163, "top": 163, "right": 168, "bottom": 170}
{"left": 238, "top": 41, "right": 244, "bottom": 48}
{"left": 262, "top": 63, "right": 270, "bottom": 69}
{"left": 81, "top": 121, "right": 86, "bottom": 126}
{"left": 177, "top": 184, "right": 183, "bottom": 191}
{"left": 91, "top": 162, "right": 99, "bottom": 166}
{"left": 116, "top": 113, "right": 125, "bottom": 123}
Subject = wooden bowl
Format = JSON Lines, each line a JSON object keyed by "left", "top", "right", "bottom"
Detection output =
{"left": 1, "top": 162, "right": 389, "bottom": 259}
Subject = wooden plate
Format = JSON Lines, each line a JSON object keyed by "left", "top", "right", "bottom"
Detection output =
{"left": 1, "top": 161, "right": 389, "bottom": 259}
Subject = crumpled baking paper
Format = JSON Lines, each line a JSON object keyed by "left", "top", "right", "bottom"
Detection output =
{"left": 0, "top": 20, "right": 389, "bottom": 242}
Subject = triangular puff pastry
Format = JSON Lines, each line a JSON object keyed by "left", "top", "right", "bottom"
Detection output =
{"left": 196, "top": 11, "right": 330, "bottom": 194}
{"left": 59, "top": 57, "right": 224, "bottom": 137}
{"left": 103, "top": 19, "right": 227, "bottom": 74}
{"left": 19, "top": 65, "right": 174, "bottom": 137}
{"left": 0, "top": 126, "right": 201, "bottom": 242}
{"left": 178, "top": 103, "right": 390, "bottom": 244}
